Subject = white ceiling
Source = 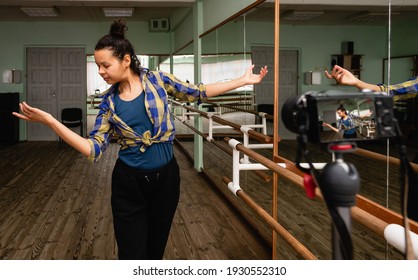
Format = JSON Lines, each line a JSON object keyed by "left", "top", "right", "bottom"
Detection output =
{"left": 0, "top": 0, "right": 195, "bottom": 22}
{"left": 248, "top": 2, "right": 418, "bottom": 25}
{"left": 0, "top": 0, "right": 417, "bottom": 25}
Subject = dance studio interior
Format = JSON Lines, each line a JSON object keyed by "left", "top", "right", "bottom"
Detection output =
{"left": 0, "top": 0, "right": 417, "bottom": 260}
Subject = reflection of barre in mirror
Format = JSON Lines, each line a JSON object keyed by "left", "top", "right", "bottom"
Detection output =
{"left": 170, "top": 99, "right": 272, "bottom": 143}
{"left": 171, "top": 98, "right": 418, "bottom": 260}
{"left": 171, "top": 99, "right": 326, "bottom": 172}
{"left": 170, "top": 98, "right": 275, "bottom": 182}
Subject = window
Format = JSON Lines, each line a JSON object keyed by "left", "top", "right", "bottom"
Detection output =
{"left": 159, "top": 53, "right": 253, "bottom": 92}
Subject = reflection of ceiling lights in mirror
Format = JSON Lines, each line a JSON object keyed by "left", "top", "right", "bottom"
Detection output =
{"left": 281, "top": 10, "right": 324, "bottom": 21}
{"left": 348, "top": 11, "right": 399, "bottom": 22}
{"left": 21, "top": 7, "right": 58, "bottom": 17}
{"left": 103, "top": 8, "right": 134, "bottom": 17}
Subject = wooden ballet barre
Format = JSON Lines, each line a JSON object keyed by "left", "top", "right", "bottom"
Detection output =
{"left": 225, "top": 137, "right": 418, "bottom": 241}
{"left": 222, "top": 176, "right": 317, "bottom": 260}
{"left": 172, "top": 113, "right": 231, "bottom": 155}
{"left": 171, "top": 99, "right": 272, "bottom": 144}
{"left": 205, "top": 101, "right": 274, "bottom": 120}
{"left": 225, "top": 137, "right": 303, "bottom": 186}
{"left": 354, "top": 147, "right": 418, "bottom": 173}
{"left": 271, "top": 157, "right": 418, "bottom": 234}
{"left": 172, "top": 113, "right": 272, "bottom": 182}
{"left": 205, "top": 96, "right": 254, "bottom": 103}
{"left": 210, "top": 115, "right": 272, "bottom": 143}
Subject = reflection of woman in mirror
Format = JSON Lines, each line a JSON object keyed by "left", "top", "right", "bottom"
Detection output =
{"left": 325, "top": 64, "right": 418, "bottom": 163}
{"left": 325, "top": 65, "right": 418, "bottom": 99}
{"left": 322, "top": 105, "right": 359, "bottom": 139}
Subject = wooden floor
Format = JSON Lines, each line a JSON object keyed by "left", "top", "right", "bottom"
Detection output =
{"left": 0, "top": 141, "right": 270, "bottom": 260}
{"left": 176, "top": 139, "right": 410, "bottom": 260}
{"left": 172, "top": 112, "right": 417, "bottom": 260}
{"left": 1, "top": 111, "right": 416, "bottom": 260}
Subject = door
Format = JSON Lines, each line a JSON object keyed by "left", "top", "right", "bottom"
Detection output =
{"left": 251, "top": 46, "right": 299, "bottom": 139}
{"left": 26, "top": 47, "right": 86, "bottom": 141}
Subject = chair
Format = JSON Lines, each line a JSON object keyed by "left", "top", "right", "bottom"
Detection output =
{"left": 60, "top": 108, "right": 83, "bottom": 142}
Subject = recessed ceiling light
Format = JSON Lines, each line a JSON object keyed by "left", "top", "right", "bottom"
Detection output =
{"left": 281, "top": 10, "right": 324, "bottom": 21}
{"left": 103, "top": 8, "right": 134, "bottom": 17}
{"left": 348, "top": 11, "right": 399, "bottom": 22}
{"left": 21, "top": 7, "right": 58, "bottom": 17}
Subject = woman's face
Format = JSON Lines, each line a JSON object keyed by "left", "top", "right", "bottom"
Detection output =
{"left": 337, "top": 109, "right": 346, "bottom": 118}
{"left": 94, "top": 49, "right": 130, "bottom": 85}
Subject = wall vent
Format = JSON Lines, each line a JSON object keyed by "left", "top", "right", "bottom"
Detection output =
{"left": 149, "top": 18, "right": 170, "bottom": 32}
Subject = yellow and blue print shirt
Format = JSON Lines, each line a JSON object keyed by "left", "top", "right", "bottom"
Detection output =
{"left": 87, "top": 70, "right": 207, "bottom": 163}
{"left": 378, "top": 76, "right": 418, "bottom": 101}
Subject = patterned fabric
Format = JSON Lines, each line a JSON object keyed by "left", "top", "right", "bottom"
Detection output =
{"left": 378, "top": 76, "right": 418, "bottom": 101}
{"left": 337, "top": 115, "right": 356, "bottom": 132}
{"left": 87, "top": 70, "right": 207, "bottom": 163}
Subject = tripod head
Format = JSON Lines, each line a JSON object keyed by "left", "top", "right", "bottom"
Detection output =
{"left": 317, "top": 143, "right": 360, "bottom": 259}
{"left": 297, "top": 141, "right": 360, "bottom": 259}
{"left": 318, "top": 143, "right": 360, "bottom": 208}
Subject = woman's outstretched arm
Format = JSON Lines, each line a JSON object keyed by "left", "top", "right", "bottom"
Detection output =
{"left": 13, "top": 102, "right": 91, "bottom": 157}
{"left": 205, "top": 64, "right": 268, "bottom": 97}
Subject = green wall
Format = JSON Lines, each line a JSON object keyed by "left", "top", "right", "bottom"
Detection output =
{"left": 203, "top": 20, "right": 389, "bottom": 94}
{"left": 1, "top": 1, "right": 417, "bottom": 141}
{"left": 0, "top": 21, "right": 170, "bottom": 94}
{"left": 391, "top": 17, "right": 418, "bottom": 56}
{"left": 202, "top": 0, "right": 258, "bottom": 33}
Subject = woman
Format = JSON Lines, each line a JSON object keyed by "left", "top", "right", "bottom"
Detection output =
{"left": 322, "top": 105, "right": 358, "bottom": 139}
{"left": 13, "top": 19, "right": 268, "bottom": 260}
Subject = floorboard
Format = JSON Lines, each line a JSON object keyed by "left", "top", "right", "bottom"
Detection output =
{"left": 0, "top": 141, "right": 270, "bottom": 260}
{"left": 1, "top": 110, "right": 415, "bottom": 260}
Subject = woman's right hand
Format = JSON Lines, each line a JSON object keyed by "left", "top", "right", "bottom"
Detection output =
{"left": 322, "top": 122, "right": 332, "bottom": 128}
{"left": 12, "top": 102, "right": 53, "bottom": 125}
{"left": 13, "top": 102, "right": 91, "bottom": 157}
{"left": 324, "top": 65, "right": 359, "bottom": 86}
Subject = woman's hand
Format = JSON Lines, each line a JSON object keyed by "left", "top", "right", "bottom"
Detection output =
{"left": 12, "top": 102, "right": 53, "bottom": 125}
{"left": 205, "top": 64, "right": 268, "bottom": 97}
{"left": 325, "top": 65, "right": 381, "bottom": 92}
{"left": 324, "top": 65, "right": 358, "bottom": 86}
{"left": 13, "top": 102, "right": 91, "bottom": 157}
{"left": 322, "top": 122, "right": 332, "bottom": 128}
{"left": 242, "top": 64, "right": 268, "bottom": 85}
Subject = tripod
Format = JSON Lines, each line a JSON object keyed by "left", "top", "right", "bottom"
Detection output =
{"left": 317, "top": 142, "right": 360, "bottom": 259}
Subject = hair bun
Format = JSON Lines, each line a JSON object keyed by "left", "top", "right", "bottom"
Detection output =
{"left": 109, "top": 19, "right": 127, "bottom": 39}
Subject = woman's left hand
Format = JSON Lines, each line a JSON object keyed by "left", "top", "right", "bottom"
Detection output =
{"left": 12, "top": 102, "right": 53, "bottom": 125}
{"left": 243, "top": 64, "right": 268, "bottom": 85}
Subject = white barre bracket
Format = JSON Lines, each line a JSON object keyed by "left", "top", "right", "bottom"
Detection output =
{"left": 227, "top": 138, "right": 326, "bottom": 196}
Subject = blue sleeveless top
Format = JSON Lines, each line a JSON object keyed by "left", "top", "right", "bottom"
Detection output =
{"left": 339, "top": 117, "right": 356, "bottom": 135}
{"left": 114, "top": 92, "right": 173, "bottom": 169}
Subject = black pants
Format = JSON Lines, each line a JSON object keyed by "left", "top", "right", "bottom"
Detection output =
{"left": 111, "top": 157, "right": 180, "bottom": 260}
{"left": 343, "top": 131, "right": 357, "bottom": 139}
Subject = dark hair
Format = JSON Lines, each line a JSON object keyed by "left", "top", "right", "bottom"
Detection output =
{"left": 95, "top": 19, "right": 142, "bottom": 76}
{"left": 337, "top": 104, "right": 347, "bottom": 115}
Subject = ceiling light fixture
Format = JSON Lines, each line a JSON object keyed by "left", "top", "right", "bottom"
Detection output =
{"left": 21, "top": 7, "right": 58, "bottom": 17}
{"left": 103, "top": 8, "right": 134, "bottom": 17}
{"left": 281, "top": 10, "right": 324, "bottom": 21}
{"left": 348, "top": 11, "right": 399, "bottom": 22}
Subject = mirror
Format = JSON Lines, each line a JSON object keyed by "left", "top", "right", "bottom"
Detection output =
{"left": 170, "top": 0, "right": 418, "bottom": 260}
{"left": 386, "top": 5, "right": 418, "bottom": 224}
